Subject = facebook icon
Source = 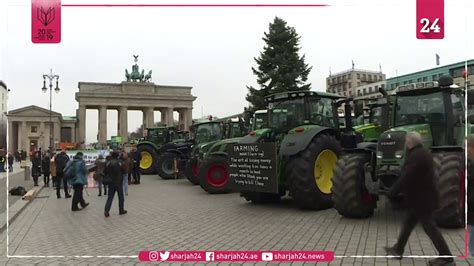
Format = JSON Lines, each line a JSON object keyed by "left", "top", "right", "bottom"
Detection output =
{"left": 206, "top": 252, "right": 215, "bottom": 261}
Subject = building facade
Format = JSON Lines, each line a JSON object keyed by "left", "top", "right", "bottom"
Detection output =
{"left": 0, "top": 81, "right": 7, "bottom": 148}
{"left": 7, "top": 105, "right": 77, "bottom": 153}
{"left": 326, "top": 69, "right": 386, "bottom": 98}
{"left": 386, "top": 59, "right": 474, "bottom": 91}
{"left": 353, "top": 80, "right": 387, "bottom": 100}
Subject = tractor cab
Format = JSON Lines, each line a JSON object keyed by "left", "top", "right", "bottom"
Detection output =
{"left": 252, "top": 110, "right": 268, "bottom": 130}
{"left": 190, "top": 121, "right": 224, "bottom": 145}
{"left": 264, "top": 91, "right": 341, "bottom": 136}
{"left": 223, "top": 118, "right": 248, "bottom": 139}
{"left": 145, "top": 127, "right": 173, "bottom": 145}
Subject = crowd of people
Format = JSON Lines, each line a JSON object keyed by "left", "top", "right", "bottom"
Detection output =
{"left": 26, "top": 147, "right": 142, "bottom": 217}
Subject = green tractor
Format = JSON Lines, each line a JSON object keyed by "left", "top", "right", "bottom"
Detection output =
{"left": 184, "top": 118, "right": 248, "bottom": 185}
{"left": 235, "top": 90, "right": 359, "bottom": 209}
{"left": 136, "top": 126, "right": 186, "bottom": 175}
{"left": 196, "top": 112, "right": 265, "bottom": 194}
{"left": 332, "top": 76, "right": 466, "bottom": 228}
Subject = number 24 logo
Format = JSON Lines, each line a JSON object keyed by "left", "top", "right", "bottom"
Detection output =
{"left": 420, "top": 18, "right": 441, "bottom": 33}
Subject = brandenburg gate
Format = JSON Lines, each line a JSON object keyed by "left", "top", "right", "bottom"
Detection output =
{"left": 75, "top": 56, "right": 196, "bottom": 145}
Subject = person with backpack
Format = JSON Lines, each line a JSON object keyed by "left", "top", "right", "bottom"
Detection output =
{"left": 42, "top": 155, "right": 51, "bottom": 187}
{"left": 55, "top": 150, "right": 72, "bottom": 199}
{"left": 66, "top": 152, "right": 89, "bottom": 212}
{"left": 104, "top": 151, "right": 127, "bottom": 217}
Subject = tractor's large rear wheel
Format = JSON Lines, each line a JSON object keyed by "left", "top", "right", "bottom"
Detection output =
{"left": 199, "top": 156, "right": 232, "bottom": 194}
{"left": 433, "top": 152, "right": 464, "bottom": 228}
{"left": 332, "top": 153, "right": 376, "bottom": 218}
{"left": 157, "top": 152, "right": 178, "bottom": 180}
{"left": 287, "top": 134, "right": 341, "bottom": 210}
{"left": 137, "top": 145, "right": 158, "bottom": 175}
{"left": 184, "top": 158, "right": 199, "bottom": 185}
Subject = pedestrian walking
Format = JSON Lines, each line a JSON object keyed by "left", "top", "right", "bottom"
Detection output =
{"left": 31, "top": 152, "right": 42, "bottom": 186}
{"left": 385, "top": 132, "right": 454, "bottom": 266}
{"left": 94, "top": 154, "right": 107, "bottom": 196}
{"left": 55, "top": 150, "right": 72, "bottom": 199}
{"left": 42, "top": 155, "right": 51, "bottom": 187}
{"left": 131, "top": 147, "right": 141, "bottom": 184}
{"left": 0, "top": 147, "right": 6, "bottom": 172}
{"left": 7, "top": 152, "right": 14, "bottom": 172}
{"left": 104, "top": 151, "right": 127, "bottom": 217}
{"left": 14, "top": 151, "right": 20, "bottom": 162}
{"left": 68, "top": 152, "right": 89, "bottom": 211}
{"left": 120, "top": 152, "right": 130, "bottom": 196}
{"left": 50, "top": 153, "right": 57, "bottom": 187}
{"left": 467, "top": 134, "right": 474, "bottom": 256}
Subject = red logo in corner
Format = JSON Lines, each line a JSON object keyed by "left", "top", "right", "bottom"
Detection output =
{"left": 32, "top": 0, "right": 61, "bottom": 43}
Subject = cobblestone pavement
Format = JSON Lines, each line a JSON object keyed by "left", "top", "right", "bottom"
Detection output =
{"left": 0, "top": 174, "right": 472, "bottom": 265}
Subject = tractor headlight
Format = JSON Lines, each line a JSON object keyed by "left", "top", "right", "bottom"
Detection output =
{"left": 376, "top": 151, "right": 383, "bottom": 159}
{"left": 395, "top": 150, "right": 403, "bottom": 159}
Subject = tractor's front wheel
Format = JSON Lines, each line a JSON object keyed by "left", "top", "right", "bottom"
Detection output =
{"left": 184, "top": 158, "right": 199, "bottom": 185}
{"left": 287, "top": 134, "right": 341, "bottom": 210}
{"left": 199, "top": 156, "right": 232, "bottom": 194}
{"left": 137, "top": 145, "right": 158, "bottom": 175}
{"left": 332, "top": 153, "right": 376, "bottom": 218}
{"left": 157, "top": 152, "right": 178, "bottom": 180}
{"left": 433, "top": 152, "right": 464, "bottom": 228}
{"left": 240, "top": 191, "right": 281, "bottom": 204}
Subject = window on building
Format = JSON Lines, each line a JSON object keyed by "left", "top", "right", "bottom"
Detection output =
{"left": 417, "top": 78, "right": 422, "bottom": 82}
{"left": 375, "top": 85, "right": 379, "bottom": 90}
{"left": 337, "top": 77, "right": 341, "bottom": 83}
{"left": 369, "top": 87, "right": 372, "bottom": 93}
{"left": 450, "top": 67, "right": 464, "bottom": 78}
{"left": 31, "top": 126, "right": 38, "bottom": 133}
{"left": 357, "top": 90, "right": 361, "bottom": 96}
{"left": 379, "top": 76, "right": 383, "bottom": 81}
{"left": 343, "top": 92, "right": 346, "bottom": 96}
{"left": 432, "top": 75, "right": 438, "bottom": 81}
{"left": 363, "top": 88, "right": 367, "bottom": 94}
{"left": 349, "top": 91, "right": 352, "bottom": 95}
{"left": 408, "top": 80, "right": 413, "bottom": 83}
{"left": 343, "top": 84, "right": 346, "bottom": 90}
{"left": 368, "top": 75, "right": 372, "bottom": 81}
{"left": 381, "top": 84, "right": 385, "bottom": 89}
{"left": 347, "top": 73, "right": 351, "bottom": 79}
{"left": 403, "top": 81, "right": 408, "bottom": 85}
{"left": 332, "top": 78, "right": 336, "bottom": 83}
{"left": 357, "top": 73, "right": 360, "bottom": 79}
{"left": 357, "top": 82, "right": 361, "bottom": 86}
{"left": 422, "top": 77, "right": 427, "bottom": 82}
{"left": 362, "top": 74, "right": 366, "bottom": 80}
{"left": 469, "top": 65, "right": 474, "bottom": 75}
{"left": 348, "top": 82, "right": 351, "bottom": 88}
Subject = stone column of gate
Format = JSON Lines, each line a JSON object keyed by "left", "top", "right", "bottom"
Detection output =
{"left": 19, "top": 121, "right": 27, "bottom": 151}
{"left": 145, "top": 107, "right": 154, "bottom": 129}
{"left": 8, "top": 121, "right": 13, "bottom": 152}
{"left": 160, "top": 109, "right": 166, "bottom": 126}
{"left": 98, "top": 106, "right": 108, "bottom": 145}
{"left": 39, "top": 122, "right": 46, "bottom": 150}
{"left": 166, "top": 107, "right": 174, "bottom": 127}
{"left": 118, "top": 106, "right": 128, "bottom": 143}
{"left": 54, "top": 122, "right": 60, "bottom": 149}
{"left": 77, "top": 105, "right": 87, "bottom": 146}
{"left": 184, "top": 108, "right": 193, "bottom": 131}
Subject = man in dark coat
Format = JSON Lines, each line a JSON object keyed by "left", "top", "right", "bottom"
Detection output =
{"left": 104, "top": 151, "right": 127, "bottom": 217}
{"left": 31, "top": 152, "right": 42, "bottom": 186}
{"left": 55, "top": 150, "right": 72, "bottom": 199}
{"left": 385, "top": 132, "right": 454, "bottom": 265}
{"left": 467, "top": 134, "right": 474, "bottom": 256}
{"left": 131, "top": 148, "right": 141, "bottom": 184}
{"left": 42, "top": 155, "right": 51, "bottom": 187}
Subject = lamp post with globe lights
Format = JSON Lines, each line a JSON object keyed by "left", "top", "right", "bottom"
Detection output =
{"left": 42, "top": 69, "right": 60, "bottom": 151}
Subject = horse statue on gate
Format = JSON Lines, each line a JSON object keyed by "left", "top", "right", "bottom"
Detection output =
{"left": 124, "top": 55, "right": 153, "bottom": 83}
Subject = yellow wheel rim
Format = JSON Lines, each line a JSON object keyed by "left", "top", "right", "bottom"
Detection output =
{"left": 140, "top": 151, "right": 153, "bottom": 170}
{"left": 314, "top": 149, "right": 338, "bottom": 194}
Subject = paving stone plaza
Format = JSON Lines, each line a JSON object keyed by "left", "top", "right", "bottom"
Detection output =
{"left": 0, "top": 173, "right": 471, "bottom": 265}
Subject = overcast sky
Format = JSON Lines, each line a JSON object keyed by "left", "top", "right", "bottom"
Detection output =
{"left": 1, "top": 0, "right": 473, "bottom": 143}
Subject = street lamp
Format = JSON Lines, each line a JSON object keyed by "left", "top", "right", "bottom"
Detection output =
{"left": 42, "top": 69, "right": 60, "bottom": 151}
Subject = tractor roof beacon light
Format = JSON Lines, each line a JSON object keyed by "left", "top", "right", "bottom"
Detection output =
{"left": 438, "top": 75, "right": 454, "bottom": 88}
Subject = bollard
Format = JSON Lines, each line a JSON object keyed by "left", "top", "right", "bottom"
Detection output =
{"left": 24, "top": 166, "right": 31, "bottom": 180}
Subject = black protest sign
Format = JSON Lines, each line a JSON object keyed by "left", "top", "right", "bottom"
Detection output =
{"left": 228, "top": 143, "right": 278, "bottom": 193}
